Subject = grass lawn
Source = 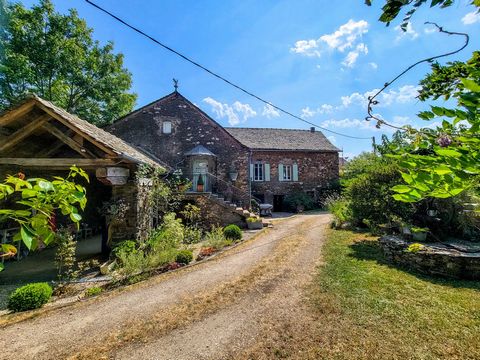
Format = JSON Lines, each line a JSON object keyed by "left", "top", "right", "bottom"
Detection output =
{"left": 308, "top": 229, "right": 480, "bottom": 360}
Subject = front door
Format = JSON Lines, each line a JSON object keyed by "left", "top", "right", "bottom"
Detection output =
{"left": 273, "top": 195, "right": 284, "bottom": 212}
{"left": 192, "top": 160, "right": 209, "bottom": 192}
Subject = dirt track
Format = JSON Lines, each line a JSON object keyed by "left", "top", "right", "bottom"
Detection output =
{"left": 0, "top": 213, "right": 330, "bottom": 360}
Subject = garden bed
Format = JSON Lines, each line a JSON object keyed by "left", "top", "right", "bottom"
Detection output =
{"left": 379, "top": 235, "right": 480, "bottom": 280}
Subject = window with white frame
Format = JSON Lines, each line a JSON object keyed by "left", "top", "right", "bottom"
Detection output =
{"left": 253, "top": 163, "right": 264, "bottom": 181}
{"left": 282, "top": 164, "right": 292, "bottom": 181}
{"left": 162, "top": 121, "right": 172, "bottom": 134}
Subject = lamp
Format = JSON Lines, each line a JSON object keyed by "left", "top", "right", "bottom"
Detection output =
{"left": 229, "top": 167, "right": 238, "bottom": 182}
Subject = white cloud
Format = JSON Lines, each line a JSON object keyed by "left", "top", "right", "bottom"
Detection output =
{"left": 321, "top": 118, "right": 370, "bottom": 130}
{"left": 300, "top": 106, "right": 316, "bottom": 118}
{"left": 369, "top": 62, "right": 378, "bottom": 70}
{"left": 327, "top": 135, "right": 337, "bottom": 144}
{"left": 342, "top": 43, "right": 368, "bottom": 68}
{"left": 320, "top": 19, "right": 369, "bottom": 52}
{"left": 291, "top": 19, "right": 369, "bottom": 66}
{"left": 462, "top": 11, "right": 480, "bottom": 25}
{"left": 300, "top": 104, "right": 334, "bottom": 118}
{"left": 262, "top": 104, "right": 280, "bottom": 119}
{"left": 203, "top": 97, "right": 256, "bottom": 126}
{"left": 340, "top": 85, "right": 419, "bottom": 109}
{"left": 395, "top": 22, "right": 419, "bottom": 41}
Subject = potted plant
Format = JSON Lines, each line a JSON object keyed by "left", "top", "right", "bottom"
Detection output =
{"left": 411, "top": 226, "right": 429, "bottom": 242}
{"left": 196, "top": 174, "right": 204, "bottom": 192}
{"left": 246, "top": 217, "right": 263, "bottom": 230}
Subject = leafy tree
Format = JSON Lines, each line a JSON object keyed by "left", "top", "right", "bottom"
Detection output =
{"left": 0, "top": 166, "right": 88, "bottom": 270}
{"left": 365, "top": 0, "right": 480, "bottom": 29}
{"left": 0, "top": 0, "right": 136, "bottom": 126}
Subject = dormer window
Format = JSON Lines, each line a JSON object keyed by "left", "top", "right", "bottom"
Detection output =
{"left": 163, "top": 121, "right": 172, "bottom": 134}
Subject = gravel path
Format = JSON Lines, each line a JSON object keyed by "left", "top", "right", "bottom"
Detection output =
{"left": 0, "top": 213, "right": 330, "bottom": 360}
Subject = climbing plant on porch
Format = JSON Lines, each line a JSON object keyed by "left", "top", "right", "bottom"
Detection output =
{"left": 0, "top": 166, "right": 88, "bottom": 270}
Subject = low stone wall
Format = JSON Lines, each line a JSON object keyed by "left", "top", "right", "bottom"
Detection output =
{"left": 379, "top": 235, "right": 480, "bottom": 280}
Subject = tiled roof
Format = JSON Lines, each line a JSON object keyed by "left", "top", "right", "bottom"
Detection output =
{"left": 225, "top": 127, "right": 340, "bottom": 152}
{"left": 3, "top": 95, "right": 163, "bottom": 167}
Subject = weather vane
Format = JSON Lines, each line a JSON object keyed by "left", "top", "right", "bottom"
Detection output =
{"left": 173, "top": 78, "right": 179, "bottom": 92}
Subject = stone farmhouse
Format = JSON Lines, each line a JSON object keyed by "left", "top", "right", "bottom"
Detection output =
{"left": 108, "top": 91, "right": 340, "bottom": 212}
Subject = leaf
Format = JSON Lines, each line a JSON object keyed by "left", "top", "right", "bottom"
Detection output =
{"left": 461, "top": 78, "right": 480, "bottom": 92}
{"left": 38, "top": 180, "right": 54, "bottom": 192}
{"left": 435, "top": 149, "right": 462, "bottom": 158}
{"left": 433, "top": 166, "right": 452, "bottom": 175}
{"left": 20, "top": 225, "right": 34, "bottom": 250}
{"left": 70, "top": 212, "right": 82, "bottom": 222}
{"left": 431, "top": 106, "right": 445, "bottom": 116}
{"left": 391, "top": 185, "right": 412, "bottom": 193}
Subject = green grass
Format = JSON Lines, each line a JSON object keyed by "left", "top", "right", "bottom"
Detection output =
{"left": 309, "top": 229, "right": 480, "bottom": 359}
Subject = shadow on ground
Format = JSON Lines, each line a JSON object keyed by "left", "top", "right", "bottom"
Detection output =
{"left": 349, "top": 238, "right": 480, "bottom": 291}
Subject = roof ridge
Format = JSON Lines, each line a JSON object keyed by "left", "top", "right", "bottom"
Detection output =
{"left": 225, "top": 127, "right": 320, "bottom": 132}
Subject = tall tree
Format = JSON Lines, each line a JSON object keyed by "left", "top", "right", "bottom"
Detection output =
{"left": 0, "top": 0, "right": 136, "bottom": 126}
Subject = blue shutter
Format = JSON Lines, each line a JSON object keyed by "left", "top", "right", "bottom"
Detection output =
{"left": 293, "top": 163, "right": 299, "bottom": 181}
{"left": 278, "top": 164, "right": 284, "bottom": 181}
{"left": 265, "top": 163, "right": 270, "bottom": 181}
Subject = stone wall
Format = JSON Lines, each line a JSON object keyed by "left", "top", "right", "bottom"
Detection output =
{"left": 107, "top": 93, "right": 250, "bottom": 201}
{"left": 250, "top": 150, "right": 339, "bottom": 205}
{"left": 191, "top": 195, "right": 246, "bottom": 228}
{"left": 379, "top": 235, "right": 480, "bottom": 280}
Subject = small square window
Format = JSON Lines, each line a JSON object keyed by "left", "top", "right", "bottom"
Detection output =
{"left": 163, "top": 121, "right": 172, "bottom": 134}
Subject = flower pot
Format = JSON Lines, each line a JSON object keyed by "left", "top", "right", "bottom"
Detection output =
{"left": 247, "top": 221, "right": 263, "bottom": 230}
{"left": 412, "top": 232, "right": 427, "bottom": 242}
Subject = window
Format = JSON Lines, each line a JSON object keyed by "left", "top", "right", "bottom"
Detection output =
{"left": 282, "top": 164, "right": 292, "bottom": 181}
{"left": 162, "top": 121, "right": 172, "bottom": 134}
{"left": 253, "top": 163, "right": 264, "bottom": 181}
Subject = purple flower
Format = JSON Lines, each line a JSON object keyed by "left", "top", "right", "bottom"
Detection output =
{"left": 437, "top": 135, "right": 452, "bottom": 147}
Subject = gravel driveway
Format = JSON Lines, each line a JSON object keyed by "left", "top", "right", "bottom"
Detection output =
{"left": 0, "top": 213, "right": 330, "bottom": 360}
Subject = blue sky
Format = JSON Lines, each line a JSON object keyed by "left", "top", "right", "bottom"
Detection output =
{"left": 19, "top": 0, "right": 480, "bottom": 158}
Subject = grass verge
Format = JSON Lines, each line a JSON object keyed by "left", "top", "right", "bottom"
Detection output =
{"left": 306, "top": 229, "right": 480, "bottom": 359}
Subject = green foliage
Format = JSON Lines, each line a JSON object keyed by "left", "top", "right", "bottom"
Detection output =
{"left": 112, "top": 240, "right": 137, "bottom": 259}
{"left": 344, "top": 154, "right": 415, "bottom": 229}
{"left": 388, "top": 51, "right": 480, "bottom": 202}
{"left": 183, "top": 226, "right": 203, "bottom": 244}
{"left": 247, "top": 217, "right": 260, "bottom": 223}
{"left": 205, "top": 227, "right": 232, "bottom": 250}
{"left": 365, "top": 0, "right": 477, "bottom": 29}
{"left": 175, "top": 249, "right": 193, "bottom": 265}
{"left": 0, "top": 166, "right": 88, "bottom": 259}
{"left": 85, "top": 286, "right": 102, "bottom": 297}
{"left": 223, "top": 224, "right": 242, "bottom": 241}
{"left": 406, "top": 243, "right": 425, "bottom": 253}
{"left": 116, "top": 249, "right": 146, "bottom": 277}
{"left": 7, "top": 282, "right": 52, "bottom": 312}
{"left": 0, "top": 0, "right": 136, "bottom": 125}
{"left": 148, "top": 213, "right": 184, "bottom": 249}
{"left": 284, "top": 191, "right": 315, "bottom": 212}
{"left": 325, "top": 196, "right": 352, "bottom": 228}
{"left": 54, "top": 229, "right": 77, "bottom": 281}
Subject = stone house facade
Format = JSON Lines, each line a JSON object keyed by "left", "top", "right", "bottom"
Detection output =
{"left": 108, "top": 91, "right": 340, "bottom": 211}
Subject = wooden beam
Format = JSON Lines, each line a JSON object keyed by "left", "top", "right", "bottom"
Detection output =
{"left": 0, "top": 158, "right": 121, "bottom": 168}
{"left": 0, "top": 114, "right": 51, "bottom": 153}
{"left": 34, "top": 102, "right": 117, "bottom": 157}
{"left": 0, "top": 102, "right": 35, "bottom": 127}
{"left": 41, "top": 122, "right": 95, "bottom": 158}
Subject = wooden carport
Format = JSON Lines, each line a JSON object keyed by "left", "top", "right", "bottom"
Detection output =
{"left": 0, "top": 95, "right": 163, "bottom": 252}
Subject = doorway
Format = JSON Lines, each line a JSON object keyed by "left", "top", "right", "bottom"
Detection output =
{"left": 273, "top": 195, "right": 284, "bottom": 212}
{"left": 192, "top": 160, "right": 209, "bottom": 192}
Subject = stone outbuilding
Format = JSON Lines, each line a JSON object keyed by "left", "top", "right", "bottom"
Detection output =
{"left": 108, "top": 91, "right": 340, "bottom": 212}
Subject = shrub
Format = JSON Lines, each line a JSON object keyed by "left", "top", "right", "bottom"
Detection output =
{"left": 183, "top": 226, "right": 203, "bottom": 244}
{"left": 148, "top": 213, "right": 184, "bottom": 250}
{"left": 54, "top": 229, "right": 77, "bottom": 281}
{"left": 8, "top": 283, "right": 53, "bottom": 312}
{"left": 223, "top": 224, "right": 242, "bottom": 241}
{"left": 325, "top": 195, "right": 352, "bottom": 228}
{"left": 116, "top": 249, "right": 146, "bottom": 276}
{"left": 85, "top": 286, "right": 102, "bottom": 297}
{"left": 205, "top": 227, "right": 232, "bottom": 250}
{"left": 112, "top": 240, "right": 137, "bottom": 259}
{"left": 145, "top": 247, "right": 178, "bottom": 269}
{"left": 247, "top": 217, "right": 260, "bottom": 223}
{"left": 284, "top": 191, "right": 315, "bottom": 212}
{"left": 175, "top": 250, "right": 193, "bottom": 264}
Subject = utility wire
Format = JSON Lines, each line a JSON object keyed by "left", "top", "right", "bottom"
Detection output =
{"left": 366, "top": 22, "right": 470, "bottom": 131}
{"left": 84, "top": 0, "right": 371, "bottom": 140}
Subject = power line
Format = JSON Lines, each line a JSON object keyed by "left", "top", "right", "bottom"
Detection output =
{"left": 84, "top": 0, "right": 371, "bottom": 140}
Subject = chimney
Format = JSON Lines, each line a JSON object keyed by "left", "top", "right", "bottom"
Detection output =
{"left": 310, "top": 127, "right": 315, "bottom": 133}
